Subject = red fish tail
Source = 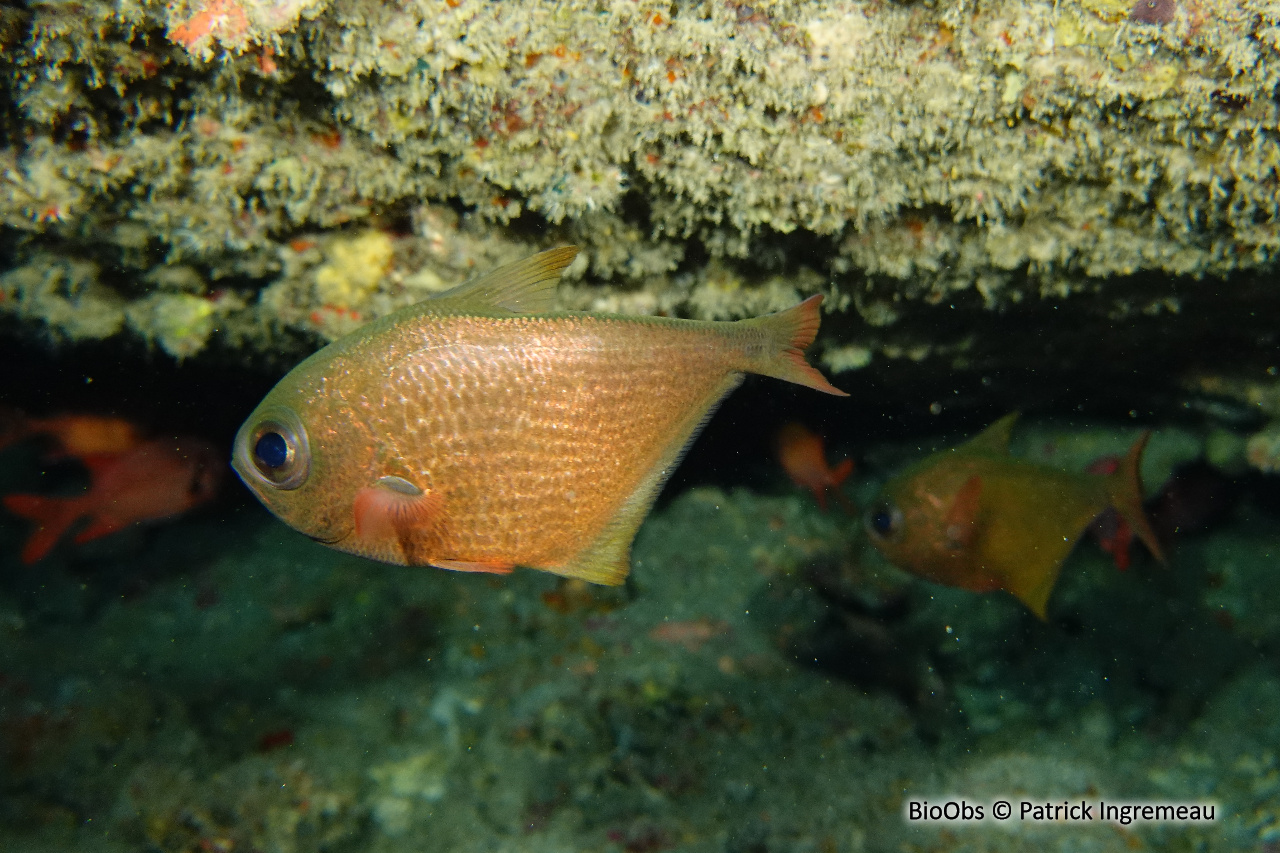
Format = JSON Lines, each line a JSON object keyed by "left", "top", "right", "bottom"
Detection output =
{"left": 1106, "top": 431, "right": 1165, "bottom": 564}
{"left": 2, "top": 494, "right": 79, "bottom": 564}
{"left": 747, "top": 295, "right": 848, "bottom": 397}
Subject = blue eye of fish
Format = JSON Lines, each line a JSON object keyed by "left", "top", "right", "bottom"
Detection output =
{"left": 254, "top": 432, "right": 289, "bottom": 469}
{"left": 866, "top": 505, "right": 902, "bottom": 539}
{"left": 240, "top": 411, "right": 310, "bottom": 490}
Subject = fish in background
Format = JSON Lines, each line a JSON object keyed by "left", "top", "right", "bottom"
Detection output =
{"left": 232, "top": 246, "right": 846, "bottom": 584}
{"left": 2, "top": 439, "right": 223, "bottom": 564}
{"left": 776, "top": 422, "right": 855, "bottom": 513}
{"left": 0, "top": 411, "right": 143, "bottom": 458}
{"left": 864, "top": 413, "right": 1164, "bottom": 619}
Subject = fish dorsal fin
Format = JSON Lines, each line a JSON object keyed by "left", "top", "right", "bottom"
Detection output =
{"left": 963, "top": 413, "right": 1020, "bottom": 455}
{"left": 431, "top": 246, "right": 579, "bottom": 315}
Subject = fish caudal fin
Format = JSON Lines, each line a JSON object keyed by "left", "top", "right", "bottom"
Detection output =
{"left": 2, "top": 494, "right": 80, "bottom": 564}
{"left": 746, "top": 296, "right": 848, "bottom": 397}
{"left": 1107, "top": 431, "right": 1166, "bottom": 564}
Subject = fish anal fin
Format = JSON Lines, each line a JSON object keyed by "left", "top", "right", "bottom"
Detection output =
{"left": 1001, "top": 554, "right": 1065, "bottom": 621}
{"left": 353, "top": 478, "right": 444, "bottom": 544}
{"left": 964, "top": 413, "right": 1020, "bottom": 455}
{"left": 830, "top": 458, "right": 854, "bottom": 487}
{"left": 430, "top": 246, "right": 578, "bottom": 315}
{"left": 432, "top": 559, "right": 514, "bottom": 575}
{"left": 546, "top": 510, "right": 635, "bottom": 586}
{"left": 549, "top": 374, "right": 745, "bottom": 586}
{"left": 985, "top": 513, "right": 1081, "bottom": 621}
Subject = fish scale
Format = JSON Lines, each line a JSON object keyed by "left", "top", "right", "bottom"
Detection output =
{"left": 364, "top": 315, "right": 738, "bottom": 564}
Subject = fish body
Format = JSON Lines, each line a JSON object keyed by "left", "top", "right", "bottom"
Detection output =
{"left": 776, "top": 422, "right": 854, "bottom": 512}
{"left": 864, "top": 414, "right": 1163, "bottom": 618}
{"left": 0, "top": 412, "right": 142, "bottom": 458}
{"left": 233, "top": 247, "right": 845, "bottom": 585}
{"left": 3, "top": 438, "right": 222, "bottom": 563}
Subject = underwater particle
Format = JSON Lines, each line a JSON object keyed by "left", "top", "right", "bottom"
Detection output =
{"left": 1129, "top": 0, "right": 1176, "bottom": 25}
{"left": 313, "top": 229, "right": 395, "bottom": 309}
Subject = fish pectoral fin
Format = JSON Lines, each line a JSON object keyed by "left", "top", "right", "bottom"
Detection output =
{"left": 943, "top": 475, "right": 983, "bottom": 550}
{"left": 430, "top": 246, "right": 579, "bottom": 315}
{"left": 353, "top": 477, "right": 444, "bottom": 542}
{"left": 431, "top": 559, "right": 515, "bottom": 575}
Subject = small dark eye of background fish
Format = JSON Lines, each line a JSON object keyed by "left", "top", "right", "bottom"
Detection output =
{"left": 866, "top": 505, "right": 901, "bottom": 539}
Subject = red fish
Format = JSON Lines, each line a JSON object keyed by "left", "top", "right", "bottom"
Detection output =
{"left": 0, "top": 412, "right": 143, "bottom": 458}
{"left": 2, "top": 439, "right": 223, "bottom": 564}
{"left": 776, "top": 422, "right": 854, "bottom": 512}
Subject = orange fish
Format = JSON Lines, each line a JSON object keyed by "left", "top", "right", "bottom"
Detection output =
{"left": 776, "top": 421, "right": 855, "bottom": 512}
{"left": 864, "top": 414, "right": 1164, "bottom": 618}
{"left": 0, "top": 412, "right": 142, "bottom": 458}
{"left": 232, "top": 246, "right": 846, "bottom": 584}
{"left": 2, "top": 439, "right": 222, "bottom": 564}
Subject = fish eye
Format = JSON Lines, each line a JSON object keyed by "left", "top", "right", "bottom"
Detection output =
{"left": 865, "top": 504, "right": 903, "bottom": 540}
{"left": 255, "top": 432, "right": 289, "bottom": 469}
{"left": 243, "top": 409, "right": 310, "bottom": 490}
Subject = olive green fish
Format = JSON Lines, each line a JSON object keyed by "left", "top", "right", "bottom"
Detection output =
{"left": 233, "top": 247, "right": 846, "bottom": 584}
{"left": 864, "top": 414, "right": 1165, "bottom": 618}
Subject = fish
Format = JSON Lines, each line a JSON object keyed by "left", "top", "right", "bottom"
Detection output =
{"left": 2, "top": 438, "right": 223, "bottom": 564}
{"left": 0, "top": 411, "right": 143, "bottom": 458}
{"left": 863, "top": 414, "right": 1164, "bottom": 618}
{"left": 231, "top": 246, "right": 846, "bottom": 584}
{"left": 776, "top": 421, "right": 855, "bottom": 513}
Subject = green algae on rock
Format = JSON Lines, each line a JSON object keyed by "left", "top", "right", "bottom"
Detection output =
{"left": 1, "top": 0, "right": 1279, "bottom": 374}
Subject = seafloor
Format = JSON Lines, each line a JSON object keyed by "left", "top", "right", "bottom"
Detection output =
{"left": 1, "top": 377, "right": 1276, "bottom": 852}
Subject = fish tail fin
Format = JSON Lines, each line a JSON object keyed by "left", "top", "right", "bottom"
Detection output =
{"left": 747, "top": 295, "right": 848, "bottom": 396}
{"left": 830, "top": 458, "right": 854, "bottom": 487}
{"left": 2, "top": 494, "right": 78, "bottom": 564}
{"left": 1107, "top": 431, "right": 1165, "bottom": 564}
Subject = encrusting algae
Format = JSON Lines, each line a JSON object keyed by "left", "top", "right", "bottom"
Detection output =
{"left": 233, "top": 247, "right": 846, "bottom": 584}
